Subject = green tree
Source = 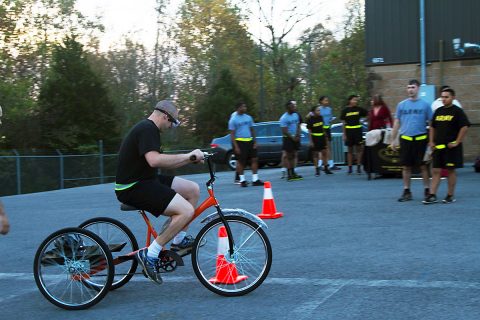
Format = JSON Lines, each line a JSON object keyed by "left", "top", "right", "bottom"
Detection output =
{"left": 37, "top": 36, "right": 119, "bottom": 150}
{"left": 196, "top": 69, "right": 253, "bottom": 144}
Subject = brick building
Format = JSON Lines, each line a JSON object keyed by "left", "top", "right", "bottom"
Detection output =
{"left": 365, "top": 0, "right": 479, "bottom": 160}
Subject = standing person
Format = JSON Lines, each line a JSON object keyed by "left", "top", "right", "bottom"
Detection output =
{"left": 424, "top": 88, "right": 470, "bottom": 204}
{"left": 281, "top": 110, "right": 303, "bottom": 179}
{"left": 318, "top": 96, "right": 340, "bottom": 170}
{"left": 115, "top": 100, "right": 205, "bottom": 285}
{"left": 341, "top": 95, "right": 367, "bottom": 175}
{"left": 0, "top": 201, "right": 9, "bottom": 235}
{"left": 368, "top": 94, "right": 393, "bottom": 130}
{"left": 307, "top": 106, "right": 332, "bottom": 176}
{"left": 390, "top": 80, "right": 433, "bottom": 202}
{"left": 229, "top": 102, "right": 264, "bottom": 187}
{"left": 280, "top": 100, "right": 303, "bottom": 181}
{"left": 230, "top": 110, "right": 241, "bottom": 184}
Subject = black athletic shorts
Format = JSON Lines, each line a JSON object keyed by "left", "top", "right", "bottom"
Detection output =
{"left": 283, "top": 137, "right": 300, "bottom": 153}
{"left": 234, "top": 140, "right": 257, "bottom": 166}
{"left": 115, "top": 175, "right": 176, "bottom": 217}
{"left": 311, "top": 135, "right": 326, "bottom": 151}
{"left": 345, "top": 128, "right": 363, "bottom": 146}
{"left": 399, "top": 135, "right": 428, "bottom": 167}
{"left": 432, "top": 145, "right": 464, "bottom": 169}
{"left": 324, "top": 127, "right": 332, "bottom": 142}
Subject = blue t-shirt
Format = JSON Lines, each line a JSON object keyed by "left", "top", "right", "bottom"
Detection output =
{"left": 280, "top": 112, "right": 300, "bottom": 135}
{"left": 228, "top": 113, "right": 254, "bottom": 138}
{"left": 319, "top": 106, "right": 333, "bottom": 126}
{"left": 395, "top": 98, "right": 433, "bottom": 136}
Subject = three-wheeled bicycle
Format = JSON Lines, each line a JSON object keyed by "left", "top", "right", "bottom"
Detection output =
{"left": 33, "top": 152, "right": 272, "bottom": 309}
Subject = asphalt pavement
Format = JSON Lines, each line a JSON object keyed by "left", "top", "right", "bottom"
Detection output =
{"left": 1, "top": 165, "right": 480, "bottom": 319}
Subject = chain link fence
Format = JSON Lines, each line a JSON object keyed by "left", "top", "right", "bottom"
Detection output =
{"left": 0, "top": 142, "right": 225, "bottom": 196}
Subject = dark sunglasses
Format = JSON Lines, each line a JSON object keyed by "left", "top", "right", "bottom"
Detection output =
{"left": 156, "top": 108, "right": 181, "bottom": 127}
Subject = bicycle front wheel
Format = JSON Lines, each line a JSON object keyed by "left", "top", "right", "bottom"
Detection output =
{"left": 191, "top": 216, "right": 272, "bottom": 296}
{"left": 33, "top": 228, "right": 114, "bottom": 310}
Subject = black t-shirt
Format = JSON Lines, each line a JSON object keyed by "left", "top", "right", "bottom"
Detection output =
{"left": 340, "top": 106, "right": 367, "bottom": 126}
{"left": 431, "top": 105, "right": 470, "bottom": 145}
{"left": 306, "top": 115, "right": 324, "bottom": 134}
{"left": 116, "top": 119, "right": 161, "bottom": 184}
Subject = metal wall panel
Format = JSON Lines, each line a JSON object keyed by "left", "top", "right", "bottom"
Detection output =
{"left": 365, "top": 0, "right": 480, "bottom": 66}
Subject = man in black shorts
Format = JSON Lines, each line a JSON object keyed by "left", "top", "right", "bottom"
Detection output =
{"left": 229, "top": 102, "right": 264, "bottom": 187}
{"left": 307, "top": 106, "right": 332, "bottom": 176}
{"left": 115, "top": 100, "right": 204, "bottom": 284}
{"left": 424, "top": 88, "right": 470, "bottom": 204}
{"left": 341, "top": 95, "right": 367, "bottom": 174}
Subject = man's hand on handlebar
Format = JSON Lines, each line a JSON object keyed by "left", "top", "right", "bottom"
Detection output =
{"left": 189, "top": 149, "right": 205, "bottom": 163}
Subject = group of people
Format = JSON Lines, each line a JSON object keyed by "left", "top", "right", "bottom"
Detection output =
{"left": 390, "top": 80, "right": 470, "bottom": 204}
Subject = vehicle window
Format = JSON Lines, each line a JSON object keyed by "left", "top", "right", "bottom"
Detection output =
{"left": 268, "top": 124, "right": 283, "bottom": 137}
{"left": 254, "top": 125, "right": 268, "bottom": 137}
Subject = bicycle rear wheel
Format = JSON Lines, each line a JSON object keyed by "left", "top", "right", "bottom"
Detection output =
{"left": 79, "top": 217, "right": 138, "bottom": 290}
{"left": 33, "top": 227, "right": 114, "bottom": 310}
{"left": 191, "top": 216, "right": 272, "bottom": 296}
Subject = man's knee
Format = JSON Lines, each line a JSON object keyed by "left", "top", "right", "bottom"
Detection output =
{"left": 165, "top": 194, "right": 194, "bottom": 219}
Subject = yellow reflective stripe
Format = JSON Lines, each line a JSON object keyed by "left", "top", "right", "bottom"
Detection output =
{"left": 323, "top": 125, "right": 330, "bottom": 129}
{"left": 235, "top": 137, "right": 253, "bottom": 142}
{"left": 435, "top": 144, "right": 446, "bottom": 149}
{"left": 416, "top": 134, "right": 427, "bottom": 141}
{"left": 345, "top": 125, "right": 362, "bottom": 129}
{"left": 115, "top": 181, "right": 138, "bottom": 191}
{"left": 312, "top": 133, "right": 324, "bottom": 136}
{"left": 401, "top": 134, "right": 427, "bottom": 141}
{"left": 446, "top": 163, "right": 455, "bottom": 167}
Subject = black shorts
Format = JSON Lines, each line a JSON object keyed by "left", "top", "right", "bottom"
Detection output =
{"left": 115, "top": 175, "right": 176, "bottom": 217}
{"left": 311, "top": 135, "right": 326, "bottom": 151}
{"left": 432, "top": 145, "right": 464, "bottom": 169}
{"left": 235, "top": 140, "right": 257, "bottom": 166}
{"left": 399, "top": 135, "right": 428, "bottom": 167}
{"left": 283, "top": 137, "right": 300, "bottom": 153}
{"left": 345, "top": 128, "right": 363, "bottom": 146}
{"left": 324, "top": 128, "right": 332, "bottom": 141}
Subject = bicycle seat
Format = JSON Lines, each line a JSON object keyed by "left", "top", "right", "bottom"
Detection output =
{"left": 120, "top": 203, "right": 140, "bottom": 211}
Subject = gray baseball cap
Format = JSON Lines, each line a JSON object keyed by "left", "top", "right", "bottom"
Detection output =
{"left": 154, "top": 100, "right": 180, "bottom": 127}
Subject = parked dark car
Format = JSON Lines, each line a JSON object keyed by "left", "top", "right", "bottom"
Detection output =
{"left": 210, "top": 121, "right": 311, "bottom": 170}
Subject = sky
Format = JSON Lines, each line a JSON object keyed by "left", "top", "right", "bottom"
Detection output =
{"left": 75, "top": 0, "right": 352, "bottom": 51}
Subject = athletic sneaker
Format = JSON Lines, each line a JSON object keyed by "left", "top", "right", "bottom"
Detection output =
{"left": 171, "top": 235, "right": 195, "bottom": 253}
{"left": 240, "top": 181, "right": 248, "bottom": 187}
{"left": 287, "top": 175, "right": 303, "bottom": 182}
{"left": 315, "top": 168, "right": 320, "bottom": 177}
{"left": 422, "top": 194, "right": 438, "bottom": 205}
{"left": 324, "top": 167, "right": 333, "bottom": 175}
{"left": 330, "top": 165, "right": 341, "bottom": 170}
{"left": 234, "top": 173, "right": 240, "bottom": 185}
{"left": 357, "top": 166, "right": 362, "bottom": 175}
{"left": 442, "top": 195, "right": 456, "bottom": 204}
{"left": 136, "top": 248, "right": 162, "bottom": 285}
{"left": 398, "top": 190, "right": 412, "bottom": 202}
{"left": 347, "top": 167, "right": 353, "bottom": 175}
{"left": 252, "top": 180, "right": 264, "bottom": 186}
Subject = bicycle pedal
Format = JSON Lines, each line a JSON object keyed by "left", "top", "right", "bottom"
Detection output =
{"left": 160, "top": 250, "right": 185, "bottom": 266}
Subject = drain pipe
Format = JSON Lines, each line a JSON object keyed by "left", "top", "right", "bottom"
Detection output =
{"left": 419, "top": 0, "right": 426, "bottom": 84}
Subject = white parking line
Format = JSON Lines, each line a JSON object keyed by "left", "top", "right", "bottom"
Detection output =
{"left": 291, "top": 283, "right": 348, "bottom": 319}
{"left": 2, "top": 272, "right": 480, "bottom": 289}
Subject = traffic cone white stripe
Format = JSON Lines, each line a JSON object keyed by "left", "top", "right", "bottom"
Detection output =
{"left": 263, "top": 188, "right": 273, "bottom": 200}
{"left": 217, "top": 236, "right": 228, "bottom": 255}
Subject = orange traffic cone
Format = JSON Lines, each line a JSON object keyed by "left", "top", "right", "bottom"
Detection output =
{"left": 209, "top": 226, "right": 248, "bottom": 284}
{"left": 257, "top": 181, "right": 283, "bottom": 219}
